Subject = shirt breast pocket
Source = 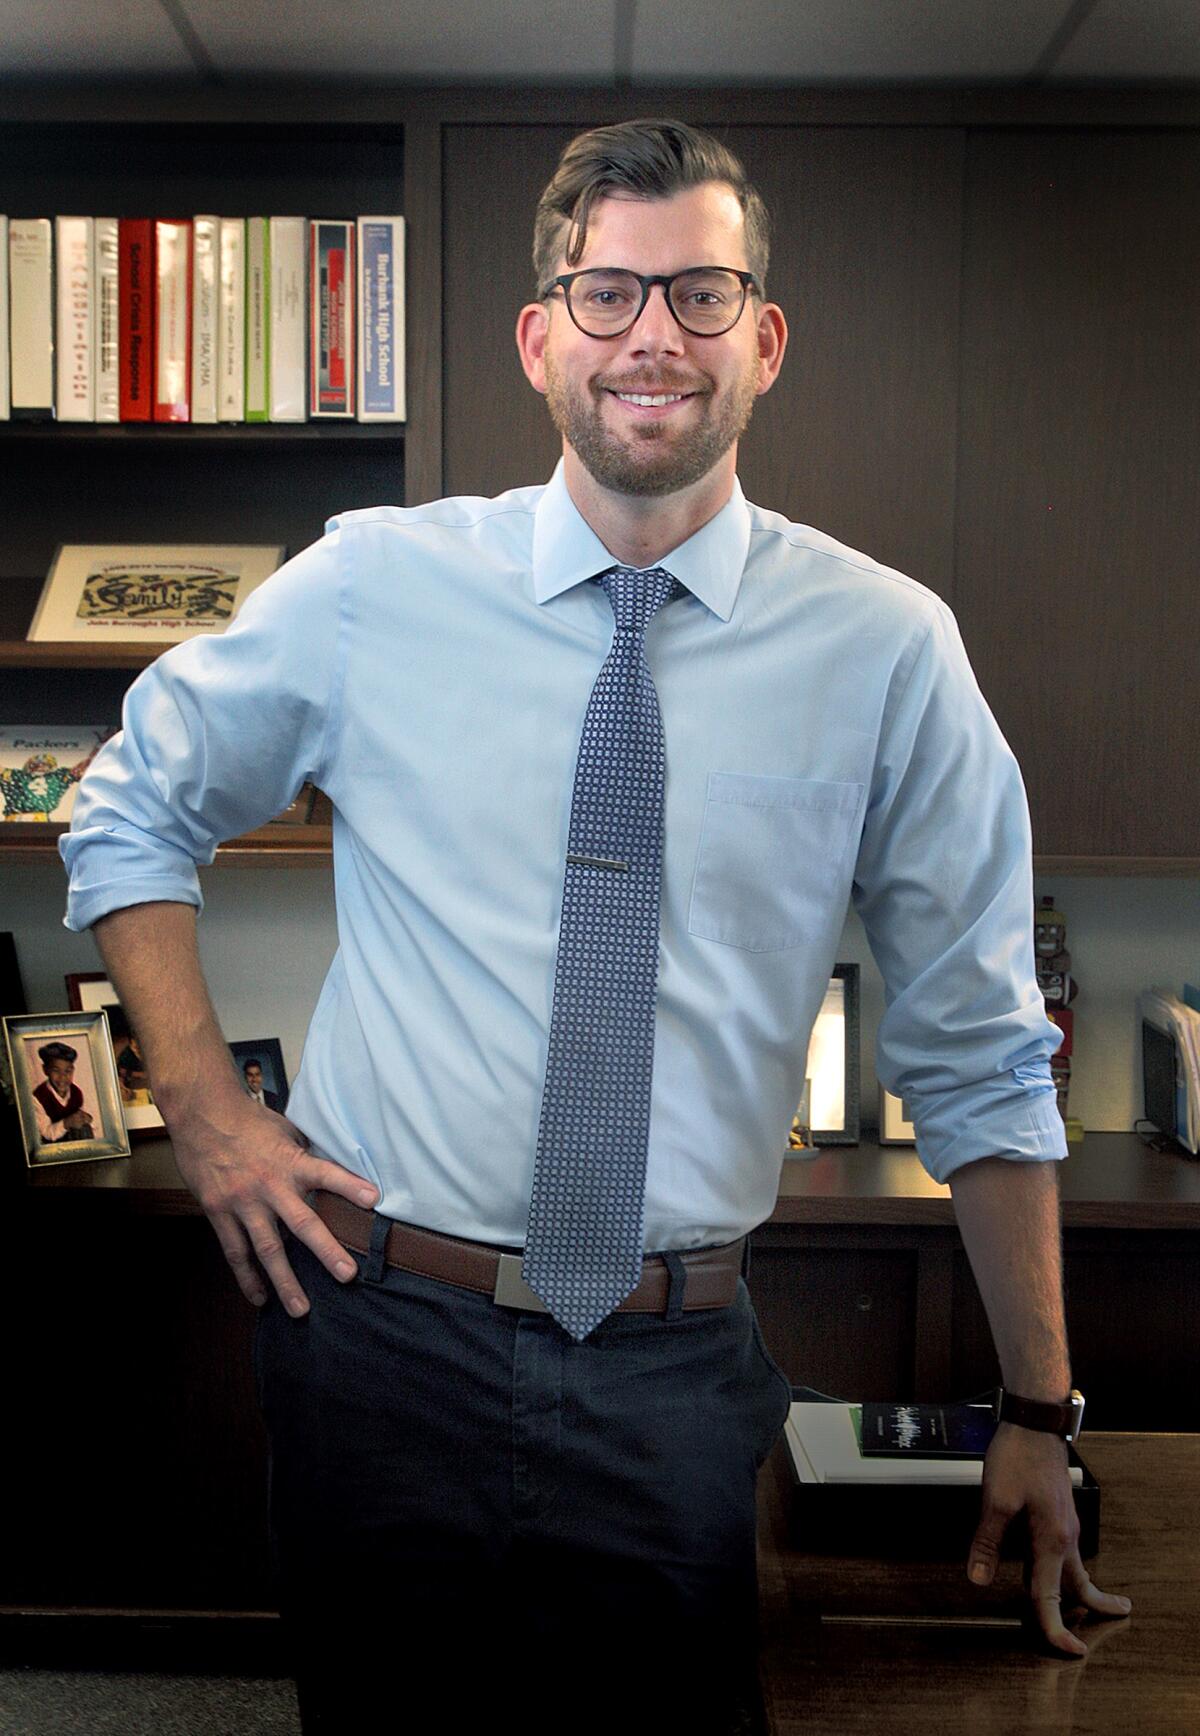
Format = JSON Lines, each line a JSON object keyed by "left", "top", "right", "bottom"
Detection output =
{"left": 687, "top": 772, "right": 865, "bottom": 953}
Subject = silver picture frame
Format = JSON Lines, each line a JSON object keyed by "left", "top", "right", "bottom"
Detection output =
{"left": 3, "top": 1009, "right": 131, "bottom": 1166}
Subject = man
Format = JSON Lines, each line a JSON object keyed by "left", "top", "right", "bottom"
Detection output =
{"left": 242, "top": 1058, "right": 282, "bottom": 1113}
{"left": 62, "top": 120, "right": 1130, "bottom": 1732}
{"left": 32, "top": 1041, "right": 94, "bottom": 1142}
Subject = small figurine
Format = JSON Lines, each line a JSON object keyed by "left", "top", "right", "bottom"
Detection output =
{"left": 1035, "top": 894, "right": 1083, "bottom": 1141}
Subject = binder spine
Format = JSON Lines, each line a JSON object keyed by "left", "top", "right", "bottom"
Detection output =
{"left": 55, "top": 216, "right": 95, "bottom": 421}
{"left": 119, "top": 218, "right": 154, "bottom": 421}
{"left": 218, "top": 217, "right": 245, "bottom": 423}
{"left": 269, "top": 216, "right": 307, "bottom": 422}
{"left": 191, "top": 215, "right": 219, "bottom": 425}
{"left": 310, "top": 220, "right": 355, "bottom": 417}
{"left": 95, "top": 218, "right": 120, "bottom": 423}
{"left": 9, "top": 218, "right": 54, "bottom": 418}
{"left": 244, "top": 216, "right": 270, "bottom": 422}
{"left": 357, "top": 216, "right": 405, "bottom": 422}
{"left": 154, "top": 219, "right": 192, "bottom": 421}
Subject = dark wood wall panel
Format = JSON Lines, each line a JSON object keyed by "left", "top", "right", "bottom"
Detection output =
{"left": 748, "top": 1244, "right": 919, "bottom": 1402}
{"left": 738, "top": 127, "right": 963, "bottom": 592}
{"left": 442, "top": 124, "right": 963, "bottom": 598}
{"left": 954, "top": 130, "right": 1200, "bottom": 857}
{"left": 442, "top": 123, "right": 579, "bottom": 499}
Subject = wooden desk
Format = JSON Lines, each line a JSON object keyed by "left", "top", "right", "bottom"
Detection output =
{"left": 755, "top": 1432, "right": 1199, "bottom": 1734}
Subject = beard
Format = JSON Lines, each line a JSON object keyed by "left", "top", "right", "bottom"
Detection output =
{"left": 542, "top": 351, "right": 760, "bottom": 498}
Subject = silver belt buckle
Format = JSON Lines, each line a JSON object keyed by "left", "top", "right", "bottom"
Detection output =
{"left": 493, "top": 1252, "right": 549, "bottom": 1312}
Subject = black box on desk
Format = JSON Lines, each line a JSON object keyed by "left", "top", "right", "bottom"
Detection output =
{"left": 783, "top": 1400, "right": 1100, "bottom": 1561}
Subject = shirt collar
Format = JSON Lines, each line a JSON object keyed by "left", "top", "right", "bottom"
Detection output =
{"left": 531, "top": 458, "right": 749, "bottom": 623}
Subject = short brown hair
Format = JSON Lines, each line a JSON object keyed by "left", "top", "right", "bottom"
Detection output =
{"left": 532, "top": 117, "right": 770, "bottom": 295}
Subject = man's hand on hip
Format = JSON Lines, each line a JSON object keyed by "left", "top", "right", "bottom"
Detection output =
{"left": 90, "top": 902, "right": 382, "bottom": 1317}
{"left": 168, "top": 1095, "right": 380, "bottom": 1315}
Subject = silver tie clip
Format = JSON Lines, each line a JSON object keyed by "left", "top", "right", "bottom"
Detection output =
{"left": 567, "top": 853, "right": 629, "bottom": 872}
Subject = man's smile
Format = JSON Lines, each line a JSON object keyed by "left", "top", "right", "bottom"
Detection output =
{"left": 603, "top": 384, "right": 703, "bottom": 420}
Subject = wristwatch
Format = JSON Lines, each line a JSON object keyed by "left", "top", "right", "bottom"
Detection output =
{"left": 995, "top": 1387, "right": 1086, "bottom": 1443}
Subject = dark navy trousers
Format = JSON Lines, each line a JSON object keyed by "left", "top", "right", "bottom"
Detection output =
{"left": 253, "top": 1219, "right": 792, "bottom": 1734}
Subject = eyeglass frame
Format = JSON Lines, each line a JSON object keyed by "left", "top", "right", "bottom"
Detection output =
{"left": 538, "top": 266, "right": 763, "bottom": 339}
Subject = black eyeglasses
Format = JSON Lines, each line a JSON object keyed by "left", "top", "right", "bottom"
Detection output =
{"left": 539, "top": 267, "right": 761, "bottom": 338}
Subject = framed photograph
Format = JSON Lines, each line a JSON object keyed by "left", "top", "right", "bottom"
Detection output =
{"left": 786, "top": 963, "right": 860, "bottom": 1152}
{"left": 1, "top": 727, "right": 117, "bottom": 823}
{"left": 3, "top": 1010, "right": 131, "bottom": 1167}
{"left": 66, "top": 972, "right": 164, "bottom": 1136}
{"left": 229, "top": 1038, "right": 290, "bottom": 1115}
{"left": 879, "top": 1085, "right": 917, "bottom": 1145}
{"left": 28, "top": 543, "right": 286, "bottom": 646}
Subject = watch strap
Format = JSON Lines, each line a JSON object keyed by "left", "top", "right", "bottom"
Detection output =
{"left": 997, "top": 1387, "right": 1085, "bottom": 1441}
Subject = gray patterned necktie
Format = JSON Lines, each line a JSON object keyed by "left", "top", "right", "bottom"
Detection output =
{"left": 522, "top": 565, "right": 684, "bottom": 1341}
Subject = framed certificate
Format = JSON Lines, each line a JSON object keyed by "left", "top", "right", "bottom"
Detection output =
{"left": 28, "top": 543, "right": 285, "bottom": 645}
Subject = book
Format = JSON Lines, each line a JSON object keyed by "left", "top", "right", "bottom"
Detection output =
{"left": 154, "top": 219, "right": 191, "bottom": 422}
{"left": 218, "top": 217, "right": 245, "bottom": 423}
{"left": 0, "top": 216, "right": 8, "bottom": 419}
{"left": 9, "top": 218, "right": 54, "bottom": 419}
{"left": 94, "top": 218, "right": 120, "bottom": 422}
{"left": 269, "top": 216, "right": 306, "bottom": 422}
{"left": 310, "top": 219, "right": 354, "bottom": 417}
{"left": 244, "top": 216, "right": 269, "bottom": 422}
{"left": 859, "top": 1399, "right": 1003, "bottom": 1460}
{"left": 55, "top": 216, "right": 95, "bottom": 421}
{"left": 191, "top": 215, "right": 219, "bottom": 425}
{"left": 118, "top": 218, "right": 154, "bottom": 421}
{"left": 0, "top": 728, "right": 115, "bottom": 824}
{"left": 357, "top": 215, "right": 405, "bottom": 421}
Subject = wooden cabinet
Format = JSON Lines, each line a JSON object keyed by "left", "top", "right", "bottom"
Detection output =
{"left": 5, "top": 1132, "right": 1196, "bottom": 1619}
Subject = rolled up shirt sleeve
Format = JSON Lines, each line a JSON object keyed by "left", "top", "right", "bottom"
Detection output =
{"left": 850, "top": 599, "right": 1067, "bottom": 1184}
{"left": 61, "top": 526, "right": 346, "bottom": 933}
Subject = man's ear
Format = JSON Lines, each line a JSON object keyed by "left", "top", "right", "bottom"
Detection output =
{"left": 754, "top": 301, "right": 788, "bottom": 396}
{"left": 516, "top": 301, "right": 549, "bottom": 394}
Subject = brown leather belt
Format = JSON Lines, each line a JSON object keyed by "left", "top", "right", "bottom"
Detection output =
{"left": 311, "top": 1189, "right": 744, "bottom": 1315}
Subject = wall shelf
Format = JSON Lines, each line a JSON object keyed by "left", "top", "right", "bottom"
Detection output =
{"left": 0, "top": 422, "right": 404, "bottom": 444}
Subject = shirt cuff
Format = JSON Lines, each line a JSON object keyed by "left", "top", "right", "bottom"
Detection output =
{"left": 912, "top": 1072, "right": 1069, "bottom": 1185}
{"left": 63, "top": 873, "right": 203, "bottom": 935}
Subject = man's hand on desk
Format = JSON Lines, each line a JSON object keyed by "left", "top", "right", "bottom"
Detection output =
{"left": 167, "top": 1096, "right": 380, "bottom": 1317}
{"left": 967, "top": 1421, "right": 1133, "bottom": 1655}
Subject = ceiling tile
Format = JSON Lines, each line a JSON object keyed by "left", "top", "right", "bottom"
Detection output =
{"left": 1056, "top": 0, "right": 1200, "bottom": 81}
{"left": 632, "top": 0, "right": 1080, "bottom": 84}
{"left": 0, "top": 0, "right": 196, "bottom": 77}
{"left": 183, "top": 0, "right": 616, "bottom": 82}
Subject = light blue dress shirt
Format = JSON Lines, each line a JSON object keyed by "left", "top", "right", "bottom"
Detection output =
{"left": 62, "top": 460, "right": 1066, "bottom": 1249}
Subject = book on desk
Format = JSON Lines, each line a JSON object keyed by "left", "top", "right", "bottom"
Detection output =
{"left": 783, "top": 1388, "right": 1099, "bottom": 1559}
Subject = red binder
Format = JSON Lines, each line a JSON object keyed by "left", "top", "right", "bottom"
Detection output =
{"left": 118, "top": 219, "right": 154, "bottom": 421}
